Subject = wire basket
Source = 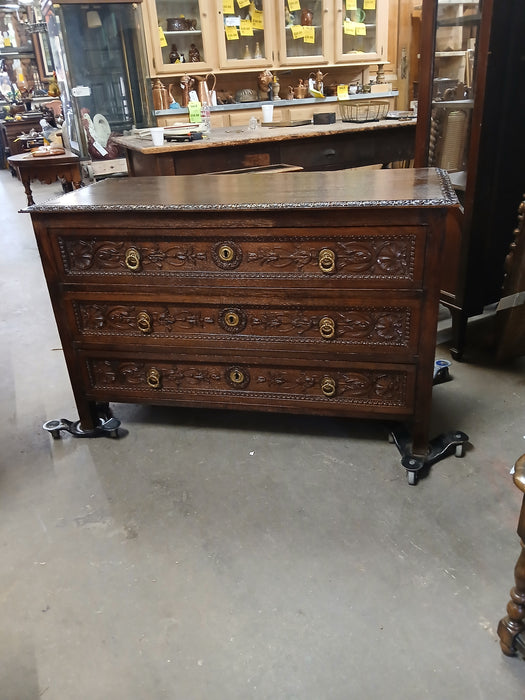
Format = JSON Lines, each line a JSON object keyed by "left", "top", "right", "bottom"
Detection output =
{"left": 338, "top": 100, "right": 390, "bottom": 123}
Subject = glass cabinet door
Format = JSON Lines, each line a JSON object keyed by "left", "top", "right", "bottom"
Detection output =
{"left": 46, "top": 1, "right": 153, "bottom": 161}
{"left": 217, "top": 0, "right": 274, "bottom": 69}
{"left": 334, "top": 0, "right": 387, "bottom": 63}
{"left": 145, "top": 0, "right": 214, "bottom": 73}
{"left": 417, "top": 0, "right": 481, "bottom": 191}
{"left": 277, "top": 0, "right": 327, "bottom": 67}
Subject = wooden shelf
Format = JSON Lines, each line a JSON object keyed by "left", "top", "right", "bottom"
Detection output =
{"left": 438, "top": 13, "right": 481, "bottom": 26}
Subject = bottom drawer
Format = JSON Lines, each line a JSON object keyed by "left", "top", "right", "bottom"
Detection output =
{"left": 82, "top": 354, "right": 417, "bottom": 418}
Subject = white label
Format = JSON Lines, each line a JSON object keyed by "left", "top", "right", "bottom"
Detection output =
{"left": 72, "top": 85, "right": 91, "bottom": 97}
{"left": 224, "top": 16, "right": 241, "bottom": 26}
{"left": 93, "top": 141, "right": 108, "bottom": 156}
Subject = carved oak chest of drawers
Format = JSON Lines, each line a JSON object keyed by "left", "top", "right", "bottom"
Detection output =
{"left": 29, "top": 168, "right": 456, "bottom": 458}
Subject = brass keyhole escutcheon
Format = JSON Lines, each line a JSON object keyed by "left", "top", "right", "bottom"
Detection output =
{"left": 137, "top": 311, "right": 152, "bottom": 334}
{"left": 212, "top": 241, "right": 242, "bottom": 270}
{"left": 319, "top": 316, "right": 335, "bottom": 339}
{"left": 219, "top": 307, "right": 247, "bottom": 334}
{"left": 218, "top": 245, "right": 234, "bottom": 262}
{"left": 125, "top": 247, "right": 141, "bottom": 271}
{"left": 230, "top": 368, "right": 245, "bottom": 384}
{"left": 319, "top": 248, "right": 336, "bottom": 274}
{"left": 226, "top": 365, "right": 250, "bottom": 389}
{"left": 225, "top": 311, "right": 239, "bottom": 328}
{"left": 321, "top": 376, "right": 336, "bottom": 398}
{"left": 146, "top": 367, "right": 161, "bottom": 389}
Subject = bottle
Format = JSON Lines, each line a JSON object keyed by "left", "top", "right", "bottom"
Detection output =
{"left": 201, "top": 103, "right": 211, "bottom": 132}
{"left": 248, "top": 116, "right": 257, "bottom": 130}
{"left": 152, "top": 78, "right": 170, "bottom": 110}
{"left": 254, "top": 42, "right": 262, "bottom": 59}
{"left": 271, "top": 75, "right": 280, "bottom": 100}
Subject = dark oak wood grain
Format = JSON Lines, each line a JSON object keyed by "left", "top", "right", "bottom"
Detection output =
{"left": 29, "top": 168, "right": 456, "bottom": 458}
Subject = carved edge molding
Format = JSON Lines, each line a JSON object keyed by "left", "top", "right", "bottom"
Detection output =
{"left": 29, "top": 170, "right": 458, "bottom": 214}
{"left": 29, "top": 198, "right": 457, "bottom": 214}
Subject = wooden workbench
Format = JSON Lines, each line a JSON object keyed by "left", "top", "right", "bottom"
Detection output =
{"left": 112, "top": 119, "right": 416, "bottom": 177}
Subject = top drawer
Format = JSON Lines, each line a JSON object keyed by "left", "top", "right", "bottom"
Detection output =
{"left": 51, "top": 226, "right": 427, "bottom": 290}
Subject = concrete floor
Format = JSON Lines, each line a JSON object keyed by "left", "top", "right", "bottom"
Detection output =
{"left": 1, "top": 167, "right": 525, "bottom": 699}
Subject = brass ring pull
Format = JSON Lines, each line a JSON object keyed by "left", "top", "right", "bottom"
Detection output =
{"left": 137, "top": 311, "right": 152, "bottom": 334}
{"left": 321, "top": 376, "right": 336, "bottom": 398}
{"left": 319, "top": 316, "right": 335, "bottom": 339}
{"left": 146, "top": 367, "right": 161, "bottom": 389}
{"left": 225, "top": 311, "right": 239, "bottom": 328}
{"left": 218, "top": 245, "right": 234, "bottom": 263}
{"left": 125, "top": 247, "right": 141, "bottom": 271}
{"left": 319, "top": 248, "right": 336, "bottom": 274}
{"left": 229, "top": 368, "right": 245, "bottom": 384}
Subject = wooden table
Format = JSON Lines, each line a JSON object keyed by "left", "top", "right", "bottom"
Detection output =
{"left": 8, "top": 150, "right": 83, "bottom": 206}
{"left": 112, "top": 119, "right": 416, "bottom": 177}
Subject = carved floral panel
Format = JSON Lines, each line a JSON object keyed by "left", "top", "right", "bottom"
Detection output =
{"left": 58, "top": 230, "right": 421, "bottom": 282}
{"left": 87, "top": 358, "right": 411, "bottom": 408}
{"left": 73, "top": 300, "right": 416, "bottom": 349}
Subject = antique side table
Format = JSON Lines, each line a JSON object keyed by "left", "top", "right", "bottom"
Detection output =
{"left": 8, "top": 150, "right": 83, "bottom": 206}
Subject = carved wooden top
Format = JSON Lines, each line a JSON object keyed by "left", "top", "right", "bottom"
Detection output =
{"left": 28, "top": 167, "right": 458, "bottom": 214}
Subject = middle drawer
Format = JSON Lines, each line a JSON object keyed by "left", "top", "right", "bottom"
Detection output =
{"left": 65, "top": 291, "right": 422, "bottom": 360}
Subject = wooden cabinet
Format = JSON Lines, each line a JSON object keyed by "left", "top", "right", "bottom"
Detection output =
{"left": 0, "top": 115, "right": 43, "bottom": 164}
{"left": 144, "top": 0, "right": 388, "bottom": 76}
{"left": 414, "top": 0, "right": 525, "bottom": 359}
{"left": 333, "top": 0, "right": 387, "bottom": 65}
{"left": 29, "top": 168, "right": 455, "bottom": 467}
{"left": 143, "top": 0, "right": 216, "bottom": 73}
{"left": 415, "top": 1, "right": 480, "bottom": 184}
{"left": 216, "top": 0, "right": 276, "bottom": 70}
{"left": 43, "top": 0, "right": 154, "bottom": 171}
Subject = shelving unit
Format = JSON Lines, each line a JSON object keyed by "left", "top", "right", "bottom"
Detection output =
{"left": 414, "top": 0, "right": 525, "bottom": 359}
{"left": 41, "top": 0, "right": 154, "bottom": 176}
{"left": 144, "top": 0, "right": 388, "bottom": 75}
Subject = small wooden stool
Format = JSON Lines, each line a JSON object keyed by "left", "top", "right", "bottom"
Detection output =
{"left": 8, "top": 150, "right": 83, "bottom": 206}
{"left": 498, "top": 454, "right": 525, "bottom": 657}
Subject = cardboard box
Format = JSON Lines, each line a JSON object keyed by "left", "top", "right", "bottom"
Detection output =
{"left": 370, "top": 82, "right": 392, "bottom": 94}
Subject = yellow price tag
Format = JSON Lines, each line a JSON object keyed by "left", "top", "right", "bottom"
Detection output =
{"left": 158, "top": 27, "right": 167, "bottom": 48}
{"left": 355, "top": 22, "right": 366, "bottom": 35}
{"left": 363, "top": 0, "right": 375, "bottom": 9}
{"left": 344, "top": 19, "right": 356, "bottom": 35}
{"left": 346, "top": 0, "right": 357, "bottom": 9}
{"left": 240, "top": 19, "right": 253, "bottom": 35}
{"left": 237, "top": 0, "right": 250, "bottom": 7}
{"left": 288, "top": 0, "right": 301, "bottom": 12}
{"left": 188, "top": 101, "right": 202, "bottom": 123}
{"left": 223, "top": 0, "right": 235, "bottom": 14}
{"left": 303, "top": 26, "right": 315, "bottom": 43}
{"left": 252, "top": 8, "right": 264, "bottom": 30}
{"left": 291, "top": 25, "right": 304, "bottom": 39}
{"left": 225, "top": 25, "right": 239, "bottom": 40}
{"left": 337, "top": 85, "right": 349, "bottom": 100}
